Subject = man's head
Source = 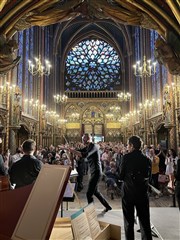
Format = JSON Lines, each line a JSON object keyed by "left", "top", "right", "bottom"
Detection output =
{"left": 149, "top": 148, "right": 155, "bottom": 156}
{"left": 82, "top": 133, "right": 92, "bottom": 145}
{"left": 22, "top": 139, "right": 36, "bottom": 155}
{"left": 128, "top": 135, "right": 142, "bottom": 151}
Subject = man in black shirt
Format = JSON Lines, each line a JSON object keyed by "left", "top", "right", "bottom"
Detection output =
{"left": 9, "top": 139, "right": 42, "bottom": 188}
{"left": 69, "top": 133, "right": 112, "bottom": 213}
{"left": 119, "top": 135, "right": 152, "bottom": 240}
{"left": 155, "top": 143, "right": 166, "bottom": 174}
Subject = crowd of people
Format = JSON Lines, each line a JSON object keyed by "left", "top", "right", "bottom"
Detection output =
{"left": 0, "top": 135, "right": 180, "bottom": 240}
{"left": 0, "top": 137, "right": 179, "bottom": 198}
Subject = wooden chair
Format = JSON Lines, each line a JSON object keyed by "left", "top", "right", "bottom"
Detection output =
{"left": 0, "top": 175, "right": 11, "bottom": 191}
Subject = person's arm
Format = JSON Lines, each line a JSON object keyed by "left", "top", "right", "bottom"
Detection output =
{"left": 156, "top": 150, "right": 161, "bottom": 157}
{"left": 148, "top": 158, "right": 152, "bottom": 180}
{"left": 161, "top": 150, "right": 166, "bottom": 158}
{"left": 69, "top": 148, "right": 82, "bottom": 158}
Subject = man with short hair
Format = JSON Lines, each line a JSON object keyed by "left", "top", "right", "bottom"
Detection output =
{"left": 119, "top": 135, "right": 152, "bottom": 240}
{"left": 9, "top": 139, "right": 42, "bottom": 188}
{"left": 69, "top": 133, "right": 112, "bottom": 213}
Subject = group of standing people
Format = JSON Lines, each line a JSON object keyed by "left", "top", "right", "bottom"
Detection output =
{"left": 143, "top": 144, "right": 178, "bottom": 193}
{"left": 0, "top": 135, "right": 180, "bottom": 240}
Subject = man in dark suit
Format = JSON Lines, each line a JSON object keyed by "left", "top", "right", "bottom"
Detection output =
{"left": 69, "top": 133, "right": 112, "bottom": 213}
{"left": 9, "top": 139, "right": 42, "bottom": 188}
{"left": 119, "top": 135, "right": 152, "bottom": 240}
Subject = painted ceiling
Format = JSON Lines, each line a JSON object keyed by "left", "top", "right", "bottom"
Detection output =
{"left": 0, "top": 0, "right": 179, "bottom": 75}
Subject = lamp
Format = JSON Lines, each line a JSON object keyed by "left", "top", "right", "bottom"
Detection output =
{"left": 28, "top": 55, "right": 51, "bottom": 76}
{"left": 0, "top": 82, "right": 16, "bottom": 96}
{"left": 117, "top": 92, "right": 131, "bottom": 102}
{"left": 110, "top": 106, "right": 121, "bottom": 112}
{"left": 133, "top": 56, "right": 157, "bottom": 77}
{"left": 54, "top": 94, "right": 68, "bottom": 104}
{"left": 58, "top": 119, "right": 67, "bottom": 124}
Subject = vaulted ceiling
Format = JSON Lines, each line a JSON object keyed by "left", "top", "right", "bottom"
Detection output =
{"left": 0, "top": 0, "right": 179, "bottom": 40}
{"left": 0, "top": 0, "right": 180, "bottom": 75}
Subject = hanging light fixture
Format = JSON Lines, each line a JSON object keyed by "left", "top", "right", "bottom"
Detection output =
{"left": 28, "top": 55, "right": 51, "bottom": 76}
{"left": 53, "top": 94, "right": 68, "bottom": 104}
{"left": 133, "top": 56, "right": 157, "bottom": 77}
{"left": 117, "top": 92, "right": 131, "bottom": 102}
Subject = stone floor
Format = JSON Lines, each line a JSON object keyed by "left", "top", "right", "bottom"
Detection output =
{"left": 60, "top": 208, "right": 179, "bottom": 240}
{"left": 59, "top": 174, "right": 179, "bottom": 240}
{"left": 65, "top": 174, "right": 177, "bottom": 211}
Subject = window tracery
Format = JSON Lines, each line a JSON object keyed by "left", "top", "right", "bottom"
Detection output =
{"left": 65, "top": 39, "right": 121, "bottom": 91}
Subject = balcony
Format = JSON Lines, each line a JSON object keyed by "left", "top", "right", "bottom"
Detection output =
{"left": 64, "top": 91, "right": 120, "bottom": 99}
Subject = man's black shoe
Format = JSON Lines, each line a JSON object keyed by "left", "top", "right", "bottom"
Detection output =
{"left": 101, "top": 206, "right": 112, "bottom": 214}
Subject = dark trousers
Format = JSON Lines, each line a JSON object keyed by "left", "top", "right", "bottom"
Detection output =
{"left": 86, "top": 173, "right": 111, "bottom": 209}
{"left": 76, "top": 163, "right": 84, "bottom": 189}
{"left": 151, "top": 173, "right": 159, "bottom": 190}
{"left": 175, "top": 181, "right": 180, "bottom": 210}
{"left": 122, "top": 196, "right": 152, "bottom": 240}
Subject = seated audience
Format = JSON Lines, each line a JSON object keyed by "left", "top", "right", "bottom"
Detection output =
{"left": 105, "top": 167, "right": 119, "bottom": 189}
{"left": 9, "top": 147, "right": 23, "bottom": 168}
{"left": 9, "top": 139, "right": 42, "bottom": 188}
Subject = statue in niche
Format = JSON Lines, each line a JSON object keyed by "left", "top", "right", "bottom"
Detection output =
{"left": 41, "top": 113, "right": 46, "bottom": 132}
{"left": 163, "top": 85, "right": 172, "bottom": 125}
{"left": 13, "top": 96, "right": 22, "bottom": 125}
{"left": 139, "top": 108, "right": 144, "bottom": 129}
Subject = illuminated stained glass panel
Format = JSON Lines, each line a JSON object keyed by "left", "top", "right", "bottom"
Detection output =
{"left": 134, "top": 27, "right": 141, "bottom": 104}
{"left": 17, "top": 31, "right": 23, "bottom": 89}
{"left": 65, "top": 39, "right": 121, "bottom": 91}
{"left": 150, "top": 30, "right": 160, "bottom": 99}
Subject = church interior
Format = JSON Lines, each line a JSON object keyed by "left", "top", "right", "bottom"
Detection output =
{"left": 0, "top": 0, "right": 179, "bottom": 152}
{"left": 0, "top": 0, "right": 180, "bottom": 239}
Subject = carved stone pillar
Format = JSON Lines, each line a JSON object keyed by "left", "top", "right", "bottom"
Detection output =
{"left": 9, "top": 126, "right": 21, "bottom": 153}
{"left": 164, "top": 125, "right": 175, "bottom": 149}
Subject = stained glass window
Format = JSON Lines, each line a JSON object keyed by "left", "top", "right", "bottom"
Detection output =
{"left": 17, "top": 31, "right": 23, "bottom": 89}
{"left": 28, "top": 28, "right": 33, "bottom": 98}
{"left": 150, "top": 30, "right": 160, "bottom": 98}
{"left": 65, "top": 39, "right": 121, "bottom": 91}
{"left": 162, "top": 65, "right": 168, "bottom": 86}
{"left": 17, "top": 28, "right": 34, "bottom": 97}
{"left": 44, "top": 26, "right": 50, "bottom": 104}
{"left": 134, "top": 27, "right": 141, "bottom": 104}
{"left": 25, "top": 29, "right": 30, "bottom": 99}
{"left": 150, "top": 30, "right": 168, "bottom": 98}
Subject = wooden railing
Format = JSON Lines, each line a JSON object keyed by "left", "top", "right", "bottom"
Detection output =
{"left": 65, "top": 90, "right": 119, "bottom": 99}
